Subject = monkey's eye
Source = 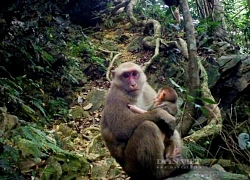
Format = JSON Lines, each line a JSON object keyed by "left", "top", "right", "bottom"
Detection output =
{"left": 132, "top": 71, "right": 138, "bottom": 77}
{"left": 123, "top": 72, "right": 130, "bottom": 78}
{"left": 132, "top": 71, "right": 139, "bottom": 79}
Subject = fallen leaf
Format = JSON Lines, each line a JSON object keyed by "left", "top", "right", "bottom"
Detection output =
{"left": 83, "top": 103, "right": 93, "bottom": 110}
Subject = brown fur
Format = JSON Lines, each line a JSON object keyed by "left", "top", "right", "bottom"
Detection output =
{"left": 129, "top": 87, "right": 182, "bottom": 158}
{"left": 154, "top": 87, "right": 181, "bottom": 158}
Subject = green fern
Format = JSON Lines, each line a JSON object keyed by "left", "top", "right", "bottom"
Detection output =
{"left": 31, "top": 99, "right": 47, "bottom": 117}
{"left": 186, "top": 142, "right": 208, "bottom": 158}
{"left": 14, "top": 126, "right": 69, "bottom": 157}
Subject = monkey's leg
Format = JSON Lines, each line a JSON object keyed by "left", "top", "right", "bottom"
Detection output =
{"left": 165, "top": 139, "right": 175, "bottom": 158}
{"left": 171, "top": 130, "right": 182, "bottom": 156}
{"left": 123, "top": 121, "right": 181, "bottom": 179}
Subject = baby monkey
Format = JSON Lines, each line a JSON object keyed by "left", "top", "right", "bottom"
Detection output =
{"left": 128, "top": 87, "right": 181, "bottom": 158}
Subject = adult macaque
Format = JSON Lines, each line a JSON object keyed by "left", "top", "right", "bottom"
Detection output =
{"left": 101, "top": 62, "right": 186, "bottom": 179}
{"left": 128, "top": 87, "right": 181, "bottom": 158}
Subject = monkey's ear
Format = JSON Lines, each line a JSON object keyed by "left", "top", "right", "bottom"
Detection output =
{"left": 161, "top": 91, "right": 167, "bottom": 98}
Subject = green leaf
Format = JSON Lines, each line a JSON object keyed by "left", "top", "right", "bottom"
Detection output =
{"left": 200, "top": 106, "right": 209, "bottom": 115}
{"left": 245, "top": 108, "right": 250, "bottom": 117}
{"left": 169, "top": 78, "right": 181, "bottom": 88}
{"left": 41, "top": 158, "right": 62, "bottom": 180}
{"left": 17, "top": 138, "right": 43, "bottom": 158}
{"left": 21, "top": 104, "right": 38, "bottom": 121}
{"left": 21, "top": 104, "right": 35, "bottom": 114}
{"left": 187, "top": 95, "right": 196, "bottom": 102}
{"left": 31, "top": 100, "right": 46, "bottom": 117}
{"left": 199, "top": 98, "right": 217, "bottom": 104}
{"left": 169, "top": 78, "right": 186, "bottom": 92}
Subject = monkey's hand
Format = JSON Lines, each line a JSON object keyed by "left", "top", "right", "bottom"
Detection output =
{"left": 128, "top": 104, "right": 147, "bottom": 114}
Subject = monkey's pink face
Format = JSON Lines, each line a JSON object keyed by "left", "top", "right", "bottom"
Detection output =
{"left": 120, "top": 70, "right": 141, "bottom": 94}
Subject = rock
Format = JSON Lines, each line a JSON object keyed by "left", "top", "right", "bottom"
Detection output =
{"left": 205, "top": 63, "right": 220, "bottom": 88}
{"left": 211, "top": 55, "right": 250, "bottom": 109}
{"left": 69, "top": 105, "right": 90, "bottom": 119}
{"left": 85, "top": 88, "right": 107, "bottom": 112}
{"left": 102, "top": 40, "right": 119, "bottom": 51}
{"left": 211, "top": 164, "right": 226, "bottom": 172}
{"left": 167, "top": 166, "right": 248, "bottom": 180}
{"left": 91, "top": 158, "right": 122, "bottom": 179}
{"left": 0, "top": 107, "right": 18, "bottom": 134}
{"left": 19, "top": 158, "right": 41, "bottom": 173}
{"left": 127, "top": 36, "right": 144, "bottom": 52}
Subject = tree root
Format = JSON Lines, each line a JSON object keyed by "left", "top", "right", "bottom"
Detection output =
{"left": 83, "top": 126, "right": 100, "bottom": 133}
{"left": 86, "top": 134, "right": 101, "bottom": 155}
{"left": 142, "top": 38, "right": 160, "bottom": 71}
{"left": 98, "top": 48, "right": 122, "bottom": 82}
{"left": 106, "top": 53, "right": 122, "bottom": 81}
{"left": 111, "top": 0, "right": 130, "bottom": 15}
{"left": 111, "top": 0, "right": 189, "bottom": 72}
{"left": 183, "top": 60, "right": 222, "bottom": 142}
{"left": 142, "top": 38, "right": 188, "bottom": 71}
{"left": 83, "top": 126, "right": 101, "bottom": 155}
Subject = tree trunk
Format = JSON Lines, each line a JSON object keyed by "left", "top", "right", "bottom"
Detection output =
{"left": 213, "top": 0, "right": 227, "bottom": 38}
{"left": 178, "top": 0, "right": 223, "bottom": 140}
{"left": 178, "top": 0, "right": 200, "bottom": 137}
{"left": 196, "top": 0, "right": 227, "bottom": 38}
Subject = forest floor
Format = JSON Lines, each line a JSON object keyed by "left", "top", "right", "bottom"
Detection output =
{"left": 57, "top": 20, "right": 152, "bottom": 179}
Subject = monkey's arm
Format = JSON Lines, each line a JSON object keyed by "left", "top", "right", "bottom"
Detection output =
{"left": 154, "top": 102, "right": 178, "bottom": 117}
{"left": 109, "top": 107, "right": 176, "bottom": 141}
{"left": 133, "top": 108, "right": 176, "bottom": 132}
{"left": 127, "top": 104, "right": 176, "bottom": 130}
{"left": 128, "top": 104, "right": 147, "bottom": 114}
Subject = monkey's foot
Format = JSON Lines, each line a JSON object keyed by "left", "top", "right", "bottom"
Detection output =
{"left": 165, "top": 147, "right": 180, "bottom": 158}
{"left": 174, "top": 146, "right": 180, "bottom": 155}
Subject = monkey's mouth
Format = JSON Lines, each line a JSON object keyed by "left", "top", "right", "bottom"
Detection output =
{"left": 129, "top": 89, "right": 139, "bottom": 92}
